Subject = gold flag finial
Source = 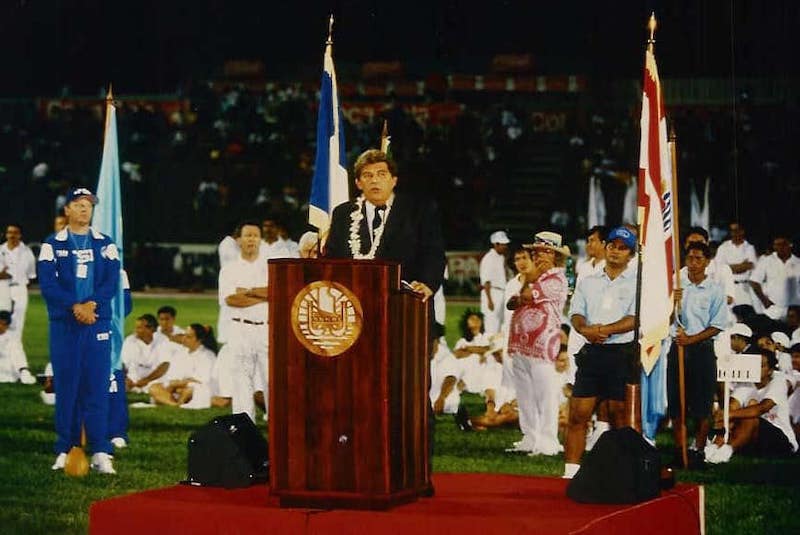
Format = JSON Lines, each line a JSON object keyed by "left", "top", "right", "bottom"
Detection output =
{"left": 380, "top": 120, "right": 390, "bottom": 154}
{"left": 327, "top": 14, "right": 334, "bottom": 45}
{"left": 647, "top": 13, "right": 657, "bottom": 51}
{"left": 106, "top": 84, "right": 113, "bottom": 102}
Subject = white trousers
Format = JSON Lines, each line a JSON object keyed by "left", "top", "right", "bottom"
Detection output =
{"left": 480, "top": 288, "right": 505, "bottom": 336}
{"left": 228, "top": 322, "right": 268, "bottom": 422}
{"left": 8, "top": 286, "right": 28, "bottom": 336}
{"left": 512, "top": 355, "right": 561, "bottom": 455}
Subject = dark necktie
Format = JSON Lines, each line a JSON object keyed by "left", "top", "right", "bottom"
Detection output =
{"left": 372, "top": 206, "right": 386, "bottom": 238}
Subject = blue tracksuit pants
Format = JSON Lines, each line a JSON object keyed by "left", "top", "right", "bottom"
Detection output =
{"left": 50, "top": 318, "right": 112, "bottom": 455}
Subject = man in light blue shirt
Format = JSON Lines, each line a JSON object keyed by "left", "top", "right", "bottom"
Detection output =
{"left": 563, "top": 226, "right": 638, "bottom": 479}
{"left": 668, "top": 242, "right": 728, "bottom": 466}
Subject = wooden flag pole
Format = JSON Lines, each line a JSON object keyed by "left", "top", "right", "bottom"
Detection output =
{"left": 668, "top": 120, "right": 688, "bottom": 469}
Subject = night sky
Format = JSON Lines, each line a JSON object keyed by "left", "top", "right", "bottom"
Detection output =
{"left": 0, "top": 0, "right": 797, "bottom": 96}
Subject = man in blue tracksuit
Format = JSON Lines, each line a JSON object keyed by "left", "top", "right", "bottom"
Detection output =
{"left": 38, "top": 187, "right": 120, "bottom": 474}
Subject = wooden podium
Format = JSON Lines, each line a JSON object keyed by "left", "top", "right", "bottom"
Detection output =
{"left": 267, "top": 258, "right": 431, "bottom": 509}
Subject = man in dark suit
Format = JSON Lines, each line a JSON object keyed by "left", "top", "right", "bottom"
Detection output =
{"left": 325, "top": 149, "right": 445, "bottom": 301}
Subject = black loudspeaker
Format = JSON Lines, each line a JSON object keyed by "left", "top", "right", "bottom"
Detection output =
{"left": 567, "top": 427, "right": 660, "bottom": 504}
{"left": 186, "top": 413, "right": 269, "bottom": 488}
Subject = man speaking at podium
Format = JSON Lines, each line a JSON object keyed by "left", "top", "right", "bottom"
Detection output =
{"left": 325, "top": 149, "right": 446, "bottom": 303}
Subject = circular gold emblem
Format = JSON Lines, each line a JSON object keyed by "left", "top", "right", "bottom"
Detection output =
{"left": 291, "top": 280, "right": 363, "bottom": 357}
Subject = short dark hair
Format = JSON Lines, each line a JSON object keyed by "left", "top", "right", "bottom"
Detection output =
{"left": 353, "top": 149, "right": 398, "bottom": 179}
{"left": 762, "top": 349, "right": 778, "bottom": 371}
{"left": 511, "top": 243, "right": 531, "bottom": 258}
{"left": 157, "top": 306, "right": 177, "bottom": 318}
{"left": 686, "top": 226, "right": 709, "bottom": 242}
{"left": 0, "top": 310, "right": 11, "bottom": 324}
{"left": 685, "top": 242, "right": 711, "bottom": 259}
{"left": 236, "top": 220, "right": 262, "bottom": 237}
{"left": 137, "top": 313, "right": 157, "bottom": 330}
{"left": 5, "top": 223, "right": 22, "bottom": 234}
{"left": 586, "top": 225, "right": 608, "bottom": 242}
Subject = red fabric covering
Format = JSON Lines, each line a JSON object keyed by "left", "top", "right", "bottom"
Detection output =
{"left": 90, "top": 473, "right": 702, "bottom": 534}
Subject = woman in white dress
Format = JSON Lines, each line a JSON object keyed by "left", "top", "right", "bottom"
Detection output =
{"left": 149, "top": 324, "right": 217, "bottom": 408}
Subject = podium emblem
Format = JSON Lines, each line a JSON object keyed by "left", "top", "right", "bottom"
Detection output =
{"left": 291, "top": 281, "right": 364, "bottom": 357}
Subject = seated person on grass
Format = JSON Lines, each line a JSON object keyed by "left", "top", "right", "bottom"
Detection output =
{"left": 149, "top": 324, "right": 216, "bottom": 408}
{"left": 453, "top": 309, "right": 504, "bottom": 420}
{"left": 429, "top": 323, "right": 463, "bottom": 416}
{"left": 0, "top": 310, "right": 35, "bottom": 384}
{"left": 706, "top": 349, "right": 798, "bottom": 463}
{"left": 121, "top": 314, "right": 173, "bottom": 392}
{"left": 156, "top": 305, "right": 186, "bottom": 344}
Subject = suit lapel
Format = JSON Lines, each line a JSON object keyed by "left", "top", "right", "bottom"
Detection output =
{"left": 377, "top": 194, "right": 402, "bottom": 256}
{"left": 358, "top": 203, "right": 371, "bottom": 255}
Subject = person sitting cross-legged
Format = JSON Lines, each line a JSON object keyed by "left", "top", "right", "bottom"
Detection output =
{"left": 149, "top": 324, "right": 217, "bottom": 408}
{"left": 706, "top": 349, "right": 798, "bottom": 463}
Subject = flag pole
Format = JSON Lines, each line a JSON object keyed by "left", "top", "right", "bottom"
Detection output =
{"left": 668, "top": 116, "right": 688, "bottom": 469}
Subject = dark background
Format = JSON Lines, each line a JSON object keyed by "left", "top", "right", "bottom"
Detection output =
{"left": 1, "top": 0, "right": 797, "bottom": 96}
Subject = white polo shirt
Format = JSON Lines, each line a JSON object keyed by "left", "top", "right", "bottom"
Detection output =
{"left": 750, "top": 253, "right": 800, "bottom": 307}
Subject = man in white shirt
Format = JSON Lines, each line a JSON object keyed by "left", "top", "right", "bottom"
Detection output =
{"left": 156, "top": 305, "right": 186, "bottom": 343}
{"left": 260, "top": 217, "right": 298, "bottom": 260}
{"left": 0, "top": 224, "right": 37, "bottom": 336}
{"left": 479, "top": 230, "right": 510, "bottom": 336}
{"left": 715, "top": 222, "right": 758, "bottom": 309}
{"left": 121, "top": 314, "right": 173, "bottom": 392}
{"left": 574, "top": 225, "right": 607, "bottom": 284}
{"left": 218, "top": 221, "right": 269, "bottom": 422}
{"left": 750, "top": 235, "right": 800, "bottom": 321}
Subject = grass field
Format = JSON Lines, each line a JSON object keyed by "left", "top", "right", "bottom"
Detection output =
{"left": 1, "top": 295, "right": 799, "bottom": 534}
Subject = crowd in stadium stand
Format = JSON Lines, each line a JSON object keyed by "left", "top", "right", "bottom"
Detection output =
{"left": 0, "top": 77, "right": 798, "bottom": 292}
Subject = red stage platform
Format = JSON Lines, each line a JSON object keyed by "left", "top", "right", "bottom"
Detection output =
{"left": 90, "top": 473, "right": 703, "bottom": 534}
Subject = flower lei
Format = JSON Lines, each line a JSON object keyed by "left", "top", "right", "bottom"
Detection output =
{"left": 348, "top": 195, "right": 391, "bottom": 259}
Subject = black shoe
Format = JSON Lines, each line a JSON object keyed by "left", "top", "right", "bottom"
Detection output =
{"left": 454, "top": 405, "right": 472, "bottom": 432}
{"left": 687, "top": 449, "right": 707, "bottom": 470}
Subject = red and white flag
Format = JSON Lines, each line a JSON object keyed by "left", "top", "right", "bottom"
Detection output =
{"left": 637, "top": 45, "right": 675, "bottom": 374}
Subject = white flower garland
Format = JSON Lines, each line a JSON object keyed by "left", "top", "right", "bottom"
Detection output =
{"left": 348, "top": 195, "right": 391, "bottom": 259}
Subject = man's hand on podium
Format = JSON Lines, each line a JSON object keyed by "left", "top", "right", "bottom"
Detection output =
{"left": 403, "top": 280, "right": 433, "bottom": 302}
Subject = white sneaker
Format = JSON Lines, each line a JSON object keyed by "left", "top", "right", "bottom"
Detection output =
{"left": 51, "top": 452, "right": 67, "bottom": 470}
{"left": 40, "top": 391, "right": 56, "bottom": 405}
{"left": 90, "top": 452, "right": 117, "bottom": 474}
{"left": 111, "top": 437, "right": 127, "bottom": 449}
{"left": 706, "top": 444, "right": 733, "bottom": 464}
{"left": 585, "top": 426, "right": 607, "bottom": 452}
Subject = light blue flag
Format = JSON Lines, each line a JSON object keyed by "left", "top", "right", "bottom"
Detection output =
{"left": 93, "top": 90, "right": 126, "bottom": 372}
{"left": 641, "top": 337, "right": 669, "bottom": 440}
{"left": 308, "top": 27, "right": 348, "bottom": 236}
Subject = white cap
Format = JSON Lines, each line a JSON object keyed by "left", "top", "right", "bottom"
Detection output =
{"left": 490, "top": 230, "right": 510, "bottom": 244}
{"left": 730, "top": 323, "right": 752, "bottom": 338}
{"left": 771, "top": 331, "right": 791, "bottom": 348}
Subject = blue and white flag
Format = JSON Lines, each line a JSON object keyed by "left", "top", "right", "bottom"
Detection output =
{"left": 93, "top": 88, "right": 126, "bottom": 372}
{"left": 308, "top": 31, "right": 349, "bottom": 236}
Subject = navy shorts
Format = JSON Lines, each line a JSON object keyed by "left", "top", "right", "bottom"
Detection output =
{"left": 667, "top": 341, "right": 716, "bottom": 420}
{"left": 572, "top": 343, "right": 636, "bottom": 401}
{"left": 738, "top": 419, "right": 795, "bottom": 458}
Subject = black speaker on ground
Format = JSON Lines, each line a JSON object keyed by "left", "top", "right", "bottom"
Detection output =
{"left": 186, "top": 413, "right": 269, "bottom": 488}
{"left": 567, "top": 427, "right": 660, "bottom": 504}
